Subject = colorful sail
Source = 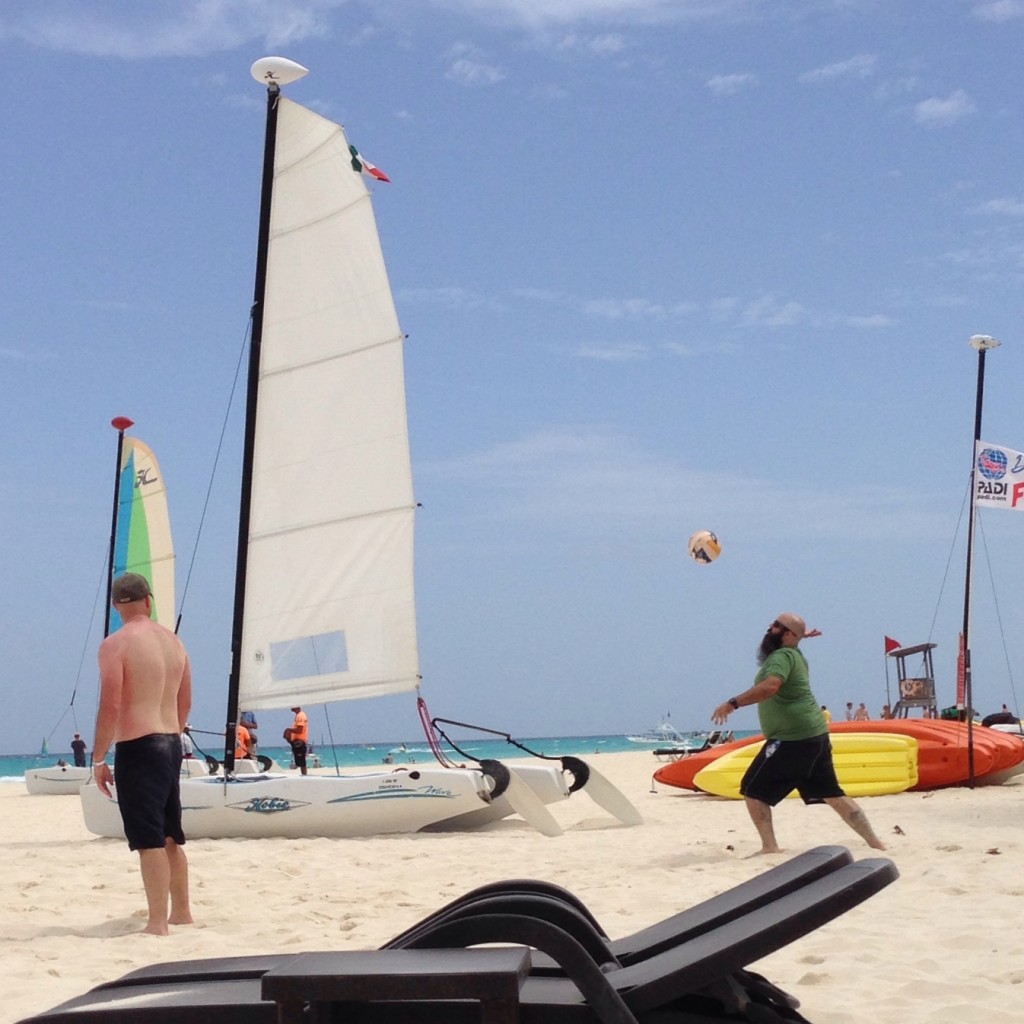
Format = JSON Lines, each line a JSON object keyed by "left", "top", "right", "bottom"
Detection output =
{"left": 111, "top": 437, "right": 175, "bottom": 631}
{"left": 238, "top": 96, "right": 419, "bottom": 710}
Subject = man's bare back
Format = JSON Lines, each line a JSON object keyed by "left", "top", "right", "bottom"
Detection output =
{"left": 97, "top": 619, "right": 190, "bottom": 743}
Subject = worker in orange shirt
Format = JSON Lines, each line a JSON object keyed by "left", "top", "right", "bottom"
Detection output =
{"left": 284, "top": 706, "right": 309, "bottom": 775}
{"left": 234, "top": 721, "right": 254, "bottom": 761}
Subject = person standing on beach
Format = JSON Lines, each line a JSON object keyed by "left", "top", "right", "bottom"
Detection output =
{"left": 70, "top": 732, "right": 87, "bottom": 767}
{"left": 854, "top": 702, "right": 870, "bottom": 721}
{"left": 285, "top": 706, "right": 309, "bottom": 775}
{"left": 239, "top": 709, "right": 259, "bottom": 754}
{"left": 92, "top": 572, "right": 194, "bottom": 935}
{"left": 711, "top": 613, "right": 886, "bottom": 855}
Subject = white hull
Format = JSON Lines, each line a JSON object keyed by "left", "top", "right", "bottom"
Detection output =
{"left": 420, "top": 764, "right": 571, "bottom": 832}
{"left": 25, "top": 765, "right": 92, "bottom": 795}
{"left": 989, "top": 722, "right": 1024, "bottom": 736}
{"left": 81, "top": 767, "right": 502, "bottom": 839}
{"left": 28, "top": 756, "right": 214, "bottom": 796}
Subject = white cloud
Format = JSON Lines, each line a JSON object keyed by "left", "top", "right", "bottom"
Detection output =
{"left": 740, "top": 295, "right": 806, "bottom": 328}
{"left": 0, "top": 0, "right": 343, "bottom": 58}
{"left": 706, "top": 73, "right": 756, "bottom": 96}
{"left": 972, "top": 0, "right": 1024, "bottom": 21}
{"left": 444, "top": 43, "right": 506, "bottom": 85}
{"left": 425, "top": 0, "right": 757, "bottom": 29}
{"left": 973, "top": 197, "right": 1024, "bottom": 216}
{"left": 556, "top": 31, "right": 628, "bottom": 54}
{"left": 582, "top": 297, "right": 699, "bottom": 319}
{"left": 844, "top": 314, "right": 895, "bottom": 328}
{"left": 0, "top": 346, "right": 56, "bottom": 363}
{"left": 576, "top": 342, "right": 648, "bottom": 361}
{"left": 418, "top": 423, "right": 946, "bottom": 540}
{"left": 914, "top": 90, "right": 976, "bottom": 127}
{"left": 446, "top": 56, "right": 506, "bottom": 85}
{"left": 799, "top": 53, "right": 877, "bottom": 84}
{"left": 398, "top": 286, "right": 502, "bottom": 310}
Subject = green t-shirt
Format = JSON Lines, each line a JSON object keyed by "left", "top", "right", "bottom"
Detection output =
{"left": 755, "top": 647, "right": 828, "bottom": 741}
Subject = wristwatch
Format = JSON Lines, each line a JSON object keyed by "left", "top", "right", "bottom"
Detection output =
{"left": 728, "top": 698, "right": 740, "bottom": 710}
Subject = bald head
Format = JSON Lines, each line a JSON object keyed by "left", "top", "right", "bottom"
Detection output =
{"left": 776, "top": 612, "right": 806, "bottom": 641}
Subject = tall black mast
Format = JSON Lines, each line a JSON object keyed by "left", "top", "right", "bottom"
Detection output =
{"left": 223, "top": 78, "right": 282, "bottom": 774}
{"left": 962, "top": 334, "right": 1000, "bottom": 787}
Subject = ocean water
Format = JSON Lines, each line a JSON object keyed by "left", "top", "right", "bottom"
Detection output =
{"left": 3, "top": 730, "right": 748, "bottom": 783}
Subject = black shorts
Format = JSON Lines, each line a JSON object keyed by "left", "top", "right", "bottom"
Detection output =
{"left": 114, "top": 733, "right": 186, "bottom": 851}
{"left": 739, "top": 734, "right": 845, "bottom": 806}
{"left": 291, "top": 739, "right": 307, "bottom": 769}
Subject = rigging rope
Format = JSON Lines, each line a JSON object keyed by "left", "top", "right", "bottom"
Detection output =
{"left": 174, "top": 319, "right": 252, "bottom": 635}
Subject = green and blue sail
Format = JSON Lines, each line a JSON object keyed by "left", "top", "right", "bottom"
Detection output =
{"left": 111, "top": 437, "right": 175, "bottom": 632}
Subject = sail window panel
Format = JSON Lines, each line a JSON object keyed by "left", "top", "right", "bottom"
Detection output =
{"left": 270, "top": 630, "right": 349, "bottom": 681}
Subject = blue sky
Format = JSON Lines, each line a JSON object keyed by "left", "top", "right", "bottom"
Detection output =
{"left": 3, "top": 0, "right": 1024, "bottom": 756}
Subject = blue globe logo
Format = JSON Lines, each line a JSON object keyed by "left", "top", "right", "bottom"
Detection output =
{"left": 978, "top": 448, "right": 1007, "bottom": 480}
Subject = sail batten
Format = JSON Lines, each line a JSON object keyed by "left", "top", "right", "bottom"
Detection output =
{"left": 238, "top": 96, "right": 418, "bottom": 712}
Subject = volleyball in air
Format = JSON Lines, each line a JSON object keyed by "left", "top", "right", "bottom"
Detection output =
{"left": 687, "top": 529, "right": 721, "bottom": 565}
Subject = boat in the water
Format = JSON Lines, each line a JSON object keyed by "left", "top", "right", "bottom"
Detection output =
{"left": 82, "top": 58, "right": 637, "bottom": 839}
{"left": 27, "top": 422, "right": 176, "bottom": 796}
{"left": 625, "top": 714, "right": 731, "bottom": 761}
{"left": 626, "top": 713, "right": 687, "bottom": 745}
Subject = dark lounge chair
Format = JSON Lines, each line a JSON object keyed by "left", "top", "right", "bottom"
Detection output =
{"left": 17, "top": 852, "right": 897, "bottom": 1024}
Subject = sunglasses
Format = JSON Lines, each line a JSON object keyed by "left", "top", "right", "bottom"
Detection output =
{"left": 771, "top": 620, "right": 793, "bottom": 634}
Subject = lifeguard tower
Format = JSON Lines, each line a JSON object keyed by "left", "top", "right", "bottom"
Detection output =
{"left": 887, "top": 642, "right": 939, "bottom": 718}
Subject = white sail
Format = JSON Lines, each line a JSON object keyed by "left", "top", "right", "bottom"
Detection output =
{"left": 240, "top": 97, "right": 419, "bottom": 710}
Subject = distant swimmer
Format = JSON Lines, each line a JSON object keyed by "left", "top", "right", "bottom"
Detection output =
{"left": 93, "top": 573, "right": 193, "bottom": 935}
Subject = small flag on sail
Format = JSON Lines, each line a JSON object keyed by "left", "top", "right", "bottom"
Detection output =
{"left": 349, "top": 144, "right": 390, "bottom": 182}
{"left": 884, "top": 636, "right": 901, "bottom": 654}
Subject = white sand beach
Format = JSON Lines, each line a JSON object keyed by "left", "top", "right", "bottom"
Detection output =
{"left": 2, "top": 749, "right": 1022, "bottom": 1023}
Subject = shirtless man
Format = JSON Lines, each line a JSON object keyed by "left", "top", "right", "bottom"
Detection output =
{"left": 93, "top": 573, "right": 193, "bottom": 935}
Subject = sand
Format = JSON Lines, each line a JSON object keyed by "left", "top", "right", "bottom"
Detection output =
{"left": 2, "top": 750, "right": 1022, "bottom": 1023}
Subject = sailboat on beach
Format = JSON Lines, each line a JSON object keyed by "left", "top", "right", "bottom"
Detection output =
{"left": 26, "top": 419, "right": 178, "bottom": 795}
{"left": 81, "top": 57, "right": 639, "bottom": 838}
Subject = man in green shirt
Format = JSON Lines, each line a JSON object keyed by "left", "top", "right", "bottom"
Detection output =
{"left": 712, "top": 612, "right": 886, "bottom": 855}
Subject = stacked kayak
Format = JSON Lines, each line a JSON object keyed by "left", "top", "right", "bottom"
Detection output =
{"left": 692, "top": 733, "right": 918, "bottom": 799}
{"left": 653, "top": 719, "right": 1024, "bottom": 797}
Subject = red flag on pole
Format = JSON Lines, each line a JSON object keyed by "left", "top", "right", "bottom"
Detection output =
{"left": 884, "top": 636, "right": 901, "bottom": 654}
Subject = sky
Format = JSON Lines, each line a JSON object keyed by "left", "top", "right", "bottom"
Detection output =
{"left": 3, "top": 0, "right": 1024, "bottom": 757}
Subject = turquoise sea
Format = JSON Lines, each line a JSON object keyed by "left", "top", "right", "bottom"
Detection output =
{"left": 3, "top": 731, "right": 750, "bottom": 783}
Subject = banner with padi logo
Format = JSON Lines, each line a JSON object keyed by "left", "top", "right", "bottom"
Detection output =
{"left": 975, "top": 441, "right": 1024, "bottom": 510}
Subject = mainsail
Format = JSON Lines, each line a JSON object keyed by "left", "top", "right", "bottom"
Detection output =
{"left": 110, "top": 436, "right": 175, "bottom": 631}
{"left": 237, "top": 97, "right": 418, "bottom": 711}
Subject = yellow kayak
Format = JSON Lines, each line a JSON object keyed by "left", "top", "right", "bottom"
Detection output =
{"left": 693, "top": 732, "right": 918, "bottom": 799}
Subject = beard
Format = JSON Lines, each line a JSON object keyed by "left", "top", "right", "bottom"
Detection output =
{"left": 757, "top": 628, "right": 785, "bottom": 665}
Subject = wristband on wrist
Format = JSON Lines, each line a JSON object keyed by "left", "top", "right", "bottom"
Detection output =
{"left": 728, "top": 698, "right": 740, "bottom": 710}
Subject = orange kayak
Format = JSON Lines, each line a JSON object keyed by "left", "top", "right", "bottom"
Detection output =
{"left": 652, "top": 719, "right": 1024, "bottom": 792}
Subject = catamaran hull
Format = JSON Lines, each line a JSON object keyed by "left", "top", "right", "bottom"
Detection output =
{"left": 421, "top": 763, "right": 572, "bottom": 831}
{"left": 25, "top": 765, "right": 92, "bottom": 795}
{"left": 80, "top": 768, "right": 494, "bottom": 839}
